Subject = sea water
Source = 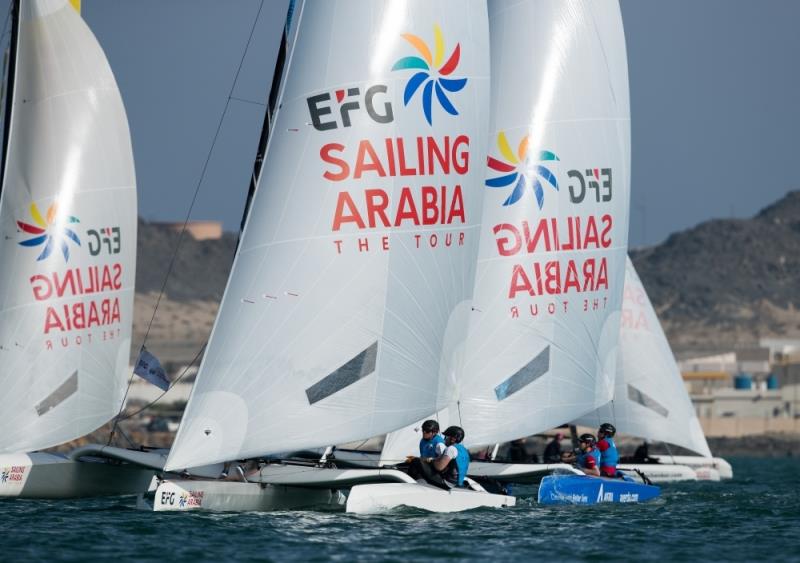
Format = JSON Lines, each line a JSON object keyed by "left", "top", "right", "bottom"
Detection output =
{"left": 1, "top": 458, "right": 798, "bottom": 562}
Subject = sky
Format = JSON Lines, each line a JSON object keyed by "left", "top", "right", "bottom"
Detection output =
{"left": 1, "top": 0, "right": 798, "bottom": 248}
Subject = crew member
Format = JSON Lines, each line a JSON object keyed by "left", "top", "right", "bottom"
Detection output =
{"left": 433, "top": 426, "right": 470, "bottom": 487}
{"left": 597, "top": 422, "right": 619, "bottom": 477}
{"left": 542, "top": 432, "right": 564, "bottom": 463}
{"left": 419, "top": 419, "right": 445, "bottom": 459}
{"left": 575, "top": 433, "right": 600, "bottom": 476}
{"left": 408, "top": 425, "right": 470, "bottom": 489}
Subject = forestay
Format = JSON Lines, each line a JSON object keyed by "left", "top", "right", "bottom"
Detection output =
{"left": 382, "top": 0, "right": 630, "bottom": 462}
{"left": 577, "top": 257, "right": 713, "bottom": 457}
{"left": 0, "top": 0, "right": 137, "bottom": 453}
{"left": 166, "top": 0, "right": 490, "bottom": 470}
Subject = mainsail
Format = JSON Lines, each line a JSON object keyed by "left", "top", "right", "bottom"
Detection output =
{"left": 382, "top": 0, "right": 630, "bottom": 462}
{"left": 0, "top": 0, "right": 137, "bottom": 452}
{"left": 166, "top": 0, "right": 490, "bottom": 470}
{"left": 577, "top": 256, "right": 713, "bottom": 457}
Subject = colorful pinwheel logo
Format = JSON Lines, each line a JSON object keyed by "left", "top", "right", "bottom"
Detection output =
{"left": 17, "top": 202, "right": 81, "bottom": 262}
{"left": 486, "top": 132, "right": 559, "bottom": 207}
{"left": 392, "top": 24, "right": 467, "bottom": 125}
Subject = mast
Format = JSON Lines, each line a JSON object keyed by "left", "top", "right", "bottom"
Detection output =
{"left": 240, "top": 1, "right": 294, "bottom": 235}
{"left": 0, "top": 0, "right": 20, "bottom": 197}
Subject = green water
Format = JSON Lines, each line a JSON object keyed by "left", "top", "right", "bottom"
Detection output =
{"left": 1, "top": 458, "right": 798, "bottom": 562}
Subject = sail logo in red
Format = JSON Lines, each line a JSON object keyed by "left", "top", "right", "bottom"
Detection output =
{"left": 17, "top": 202, "right": 81, "bottom": 262}
{"left": 392, "top": 24, "right": 467, "bottom": 126}
{"left": 486, "top": 132, "right": 559, "bottom": 207}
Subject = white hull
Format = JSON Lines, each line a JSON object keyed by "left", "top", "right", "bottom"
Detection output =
{"left": 256, "top": 464, "right": 416, "bottom": 487}
{"left": 152, "top": 479, "right": 343, "bottom": 512}
{"left": 617, "top": 463, "right": 699, "bottom": 483}
{"left": 0, "top": 452, "right": 154, "bottom": 499}
{"left": 345, "top": 480, "right": 515, "bottom": 514}
{"left": 467, "top": 462, "right": 581, "bottom": 484}
{"left": 651, "top": 455, "right": 733, "bottom": 479}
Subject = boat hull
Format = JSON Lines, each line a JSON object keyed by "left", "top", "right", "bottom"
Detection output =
{"left": 467, "top": 461, "right": 581, "bottom": 484}
{"left": 538, "top": 474, "right": 660, "bottom": 505}
{"left": 651, "top": 455, "right": 732, "bottom": 479}
{"left": 617, "top": 463, "right": 699, "bottom": 483}
{"left": 0, "top": 452, "right": 154, "bottom": 499}
{"left": 345, "top": 482, "right": 515, "bottom": 514}
{"left": 151, "top": 479, "right": 343, "bottom": 512}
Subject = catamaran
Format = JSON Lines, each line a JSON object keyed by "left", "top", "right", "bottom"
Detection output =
{"left": 0, "top": 0, "right": 153, "bottom": 498}
{"left": 576, "top": 256, "right": 728, "bottom": 482}
{"left": 147, "top": 0, "right": 513, "bottom": 513}
{"left": 373, "top": 0, "right": 653, "bottom": 505}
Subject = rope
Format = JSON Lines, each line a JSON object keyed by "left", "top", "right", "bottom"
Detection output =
{"left": 107, "top": 0, "right": 266, "bottom": 445}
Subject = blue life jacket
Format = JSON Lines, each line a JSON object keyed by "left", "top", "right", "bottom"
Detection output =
{"left": 598, "top": 437, "right": 619, "bottom": 469}
{"left": 442, "top": 443, "right": 471, "bottom": 486}
{"left": 419, "top": 434, "right": 445, "bottom": 458}
{"left": 577, "top": 448, "right": 600, "bottom": 469}
{"left": 452, "top": 443, "right": 470, "bottom": 486}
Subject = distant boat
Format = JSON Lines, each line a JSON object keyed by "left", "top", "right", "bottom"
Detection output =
{"left": 0, "top": 0, "right": 152, "bottom": 498}
{"left": 380, "top": 0, "right": 638, "bottom": 499}
{"left": 149, "top": 0, "right": 512, "bottom": 513}
{"left": 577, "top": 256, "right": 731, "bottom": 481}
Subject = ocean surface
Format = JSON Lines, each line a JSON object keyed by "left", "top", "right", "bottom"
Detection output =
{"left": 1, "top": 457, "right": 798, "bottom": 562}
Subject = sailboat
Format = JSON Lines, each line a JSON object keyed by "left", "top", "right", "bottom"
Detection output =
{"left": 150, "top": 0, "right": 513, "bottom": 513}
{"left": 0, "top": 0, "right": 153, "bottom": 498}
{"left": 577, "top": 256, "right": 730, "bottom": 482}
{"left": 373, "top": 0, "right": 641, "bottom": 504}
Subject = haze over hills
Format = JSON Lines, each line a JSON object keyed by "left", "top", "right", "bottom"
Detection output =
{"left": 133, "top": 191, "right": 800, "bottom": 364}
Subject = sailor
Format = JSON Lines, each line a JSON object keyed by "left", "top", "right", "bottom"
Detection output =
{"left": 542, "top": 432, "right": 565, "bottom": 463}
{"left": 432, "top": 426, "right": 470, "bottom": 487}
{"left": 407, "top": 425, "right": 470, "bottom": 489}
{"left": 419, "top": 419, "right": 446, "bottom": 459}
{"left": 574, "top": 433, "right": 601, "bottom": 476}
{"left": 597, "top": 422, "right": 619, "bottom": 477}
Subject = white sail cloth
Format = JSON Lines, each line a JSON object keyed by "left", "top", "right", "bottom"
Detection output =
{"left": 166, "top": 0, "right": 491, "bottom": 470}
{"left": 382, "top": 0, "right": 631, "bottom": 463}
{"left": 577, "top": 257, "right": 713, "bottom": 458}
{"left": 0, "top": 0, "right": 137, "bottom": 452}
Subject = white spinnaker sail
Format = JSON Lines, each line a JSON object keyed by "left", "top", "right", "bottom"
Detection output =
{"left": 166, "top": 0, "right": 490, "bottom": 470}
{"left": 382, "top": 0, "right": 630, "bottom": 463}
{"left": 0, "top": 0, "right": 137, "bottom": 452}
{"left": 577, "top": 257, "right": 713, "bottom": 457}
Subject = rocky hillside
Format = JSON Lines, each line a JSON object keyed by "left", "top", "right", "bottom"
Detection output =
{"left": 631, "top": 191, "right": 800, "bottom": 350}
{"left": 133, "top": 191, "right": 800, "bottom": 362}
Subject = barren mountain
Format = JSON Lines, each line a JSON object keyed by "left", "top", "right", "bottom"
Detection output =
{"left": 133, "top": 191, "right": 800, "bottom": 363}
{"left": 631, "top": 191, "right": 800, "bottom": 350}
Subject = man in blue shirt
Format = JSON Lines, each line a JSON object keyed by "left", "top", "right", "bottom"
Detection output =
{"left": 419, "top": 419, "right": 445, "bottom": 459}
{"left": 596, "top": 422, "right": 619, "bottom": 477}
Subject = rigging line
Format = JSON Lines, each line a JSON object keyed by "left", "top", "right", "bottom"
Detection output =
{"left": 456, "top": 400, "right": 463, "bottom": 428}
{"left": 229, "top": 95, "right": 266, "bottom": 107}
{"left": 114, "top": 342, "right": 207, "bottom": 425}
{"left": 108, "top": 0, "right": 266, "bottom": 445}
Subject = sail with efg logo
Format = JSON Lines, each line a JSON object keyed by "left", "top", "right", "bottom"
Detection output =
{"left": 151, "top": 0, "right": 513, "bottom": 513}
{"left": 380, "top": 0, "right": 634, "bottom": 491}
{"left": 0, "top": 0, "right": 153, "bottom": 498}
